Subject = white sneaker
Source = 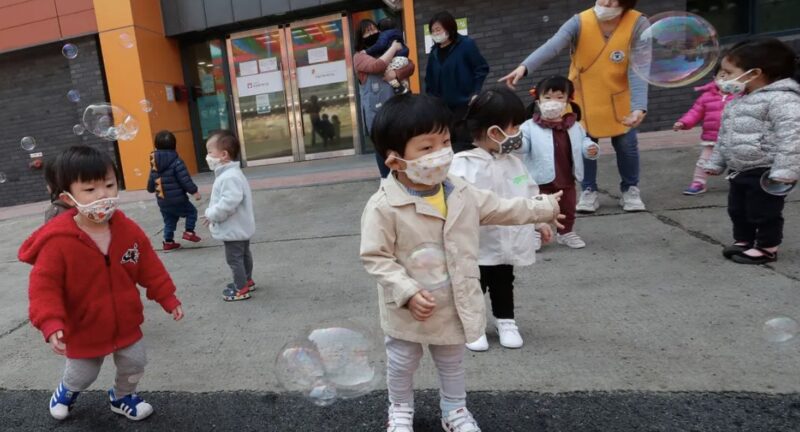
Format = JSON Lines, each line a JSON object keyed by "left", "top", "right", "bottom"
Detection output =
{"left": 576, "top": 190, "right": 600, "bottom": 213}
{"left": 533, "top": 230, "right": 542, "bottom": 251}
{"left": 495, "top": 319, "right": 523, "bottom": 349}
{"left": 387, "top": 402, "right": 414, "bottom": 432}
{"left": 441, "top": 407, "right": 481, "bottom": 432}
{"left": 556, "top": 232, "right": 586, "bottom": 249}
{"left": 620, "top": 186, "right": 646, "bottom": 212}
{"left": 465, "top": 334, "right": 489, "bottom": 352}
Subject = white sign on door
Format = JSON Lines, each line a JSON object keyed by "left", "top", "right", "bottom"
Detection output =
{"left": 296, "top": 60, "right": 347, "bottom": 89}
{"left": 239, "top": 60, "right": 259, "bottom": 76}
{"left": 307, "top": 47, "right": 329, "bottom": 64}
{"left": 259, "top": 57, "right": 278, "bottom": 72}
{"left": 237, "top": 71, "right": 284, "bottom": 97}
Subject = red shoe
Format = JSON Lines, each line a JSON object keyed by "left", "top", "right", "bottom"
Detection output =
{"left": 182, "top": 231, "right": 202, "bottom": 242}
{"left": 227, "top": 280, "right": 256, "bottom": 292}
{"left": 163, "top": 241, "right": 181, "bottom": 251}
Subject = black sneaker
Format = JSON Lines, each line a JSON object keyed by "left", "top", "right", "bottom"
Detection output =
{"left": 722, "top": 243, "right": 751, "bottom": 259}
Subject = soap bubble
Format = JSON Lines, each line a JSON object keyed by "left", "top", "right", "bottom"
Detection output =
{"left": 73, "top": 124, "right": 85, "bottom": 135}
{"left": 406, "top": 243, "right": 450, "bottom": 291}
{"left": 275, "top": 322, "right": 382, "bottom": 407}
{"left": 62, "top": 43, "right": 78, "bottom": 59}
{"left": 0, "top": 172, "right": 6, "bottom": 183}
{"left": 631, "top": 11, "right": 720, "bottom": 88}
{"left": 133, "top": 168, "right": 142, "bottom": 176}
{"left": 119, "top": 33, "right": 135, "bottom": 48}
{"left": 542, "top": 15, "right": 550, "bottom": 23}
{"left": 139, "top": 99, "right": 153, "bottom": 112}
{"left": 20, "top": 136, "right": 36, "bottom": 151}
{"left": 763, "top": 317, "right": 799, "bottom": 343}
{"left": 67, "top": 89, "right": 81, "bottom": 102}
{"left": 82, "top": 103, "right": 139, "bottom": 141}
{"left": 760, "top": 170, "right": 796, "bottom": 196}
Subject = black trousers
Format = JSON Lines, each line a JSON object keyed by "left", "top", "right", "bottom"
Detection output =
{"left": 728, "top": 168, "right": 786, "bottom": 248}
{"left": 479, "top": 265, "right": 515, "bottom": 319}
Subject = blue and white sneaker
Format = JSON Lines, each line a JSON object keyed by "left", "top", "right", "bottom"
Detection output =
{"left": 108, "top": 388, "right": 154, "bottom": 421}
{"left": 50, "top": 382, "right": 80, "bottom": 420}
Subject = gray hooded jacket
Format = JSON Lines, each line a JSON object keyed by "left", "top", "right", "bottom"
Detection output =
{"left": 708, "top": 78, "right": 800, "bottom": 181}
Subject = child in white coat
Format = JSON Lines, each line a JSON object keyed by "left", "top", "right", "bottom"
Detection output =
{"left": 520, "top": 76, "right": 599, "bottom": 249}
{"left": 449, "top": 87, "right": 556, "bottom": 351}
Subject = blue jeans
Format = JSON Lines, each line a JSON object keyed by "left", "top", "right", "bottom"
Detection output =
{"left": 581, "top": 129, "right": 640, "bottom": 193}
{"left": 159, "top": 200, "right": 197, "bottom": 242}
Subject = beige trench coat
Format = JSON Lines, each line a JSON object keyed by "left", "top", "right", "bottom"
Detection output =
{"left": 360, "top": 174, "right": 559, "bottom": 345}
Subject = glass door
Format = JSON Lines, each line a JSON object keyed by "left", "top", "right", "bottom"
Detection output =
{"left": 286, "top": 15, "right": 359, "bottom": 160}
{"left": 227, "top": 15, "right": 359, "bottom": 165}
{"left": 228, "top": 27, "right": 294, "bottom": 165}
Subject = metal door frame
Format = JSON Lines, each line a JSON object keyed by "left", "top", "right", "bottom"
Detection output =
{"left": 226, "top": 13, "right": 359, "bottom": 166}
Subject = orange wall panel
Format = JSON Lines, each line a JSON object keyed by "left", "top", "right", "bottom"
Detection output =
{"left": 0, "top": 18, "right": 60, "bottom": 52}
{"left": 173, "top": 130, "right": 198, "bottom": 173}
{"left": 0, "top": 0, "right": 56, "bottom": 30}
{"left": 93, "top": 0, "right": 133, "bottom": 31}
{"left": 55, "top": 0, "right": 92, "bottom": 15}
{"left": 145, "top": 82, "right": 192, "bottom": 132}
{"left": 136, "top": 28, "right": 184, "bottom": 83}
{"left": 59, "top": 9, "right": 97, "bottom": 36}
{"left": 131, "top": 0, "right": 164, "bottom": 35}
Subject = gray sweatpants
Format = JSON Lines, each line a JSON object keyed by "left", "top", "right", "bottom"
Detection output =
{"left": 62, "top": 340, "right": 147, "bottom": 396}
{"left": 224, "top": 240, "right": 253, "bottom": 290}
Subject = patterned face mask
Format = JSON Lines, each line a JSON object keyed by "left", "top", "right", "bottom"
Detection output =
{"left": 487, "top": 126, "right": 523, "bottom": 154}
{"left": 396, "top": 147, "right": 454, "bottom": 186}
{"left": 539, "top": 100, "right": 567, "bottom": 120}
{"left": 62, "top": 192, "right": 119, "bottom": 223}
{"left": 717, "top": 69, "right": 756, "bottom": 95}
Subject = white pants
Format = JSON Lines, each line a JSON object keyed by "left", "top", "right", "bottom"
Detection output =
{"left": 385, "top": 336, "right": 466, "bottom": 416}
{"left": 63, "top": 339, "right": 147, "bottom": 396}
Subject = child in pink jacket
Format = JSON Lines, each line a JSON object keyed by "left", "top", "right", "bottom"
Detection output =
{"left": 673, "top": 67, "right": 737, "bottom": 195}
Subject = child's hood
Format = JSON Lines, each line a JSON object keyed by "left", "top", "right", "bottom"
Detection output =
{"left": 694, "top": 81, "right": 719, "bottom": 94}
{"left": 151, "top": 150, "right": 179, "bottom": 174}
{"left": 18, "top": 209, "right": 130, "bottom": 265}
{"left": 756, "top": 78, "right": 800, "bottom": 96}
{"left": 454, "top": 147, "right": 493, "bottom": 162}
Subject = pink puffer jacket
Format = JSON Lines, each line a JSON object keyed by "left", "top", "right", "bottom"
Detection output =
{"left": 678, "top": 81, "right": 737, "bottom": 142}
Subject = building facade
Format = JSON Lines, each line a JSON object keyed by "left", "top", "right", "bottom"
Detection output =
{"left": 1, "top": 0, "right": 798, "bottom": 206}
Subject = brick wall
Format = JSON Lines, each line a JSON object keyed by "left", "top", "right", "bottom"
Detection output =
{"left": 0, "top": 35, "right": 115, "bottom": 207}
{"left": 412, "top": 0, "right": 799, "bottom": 133}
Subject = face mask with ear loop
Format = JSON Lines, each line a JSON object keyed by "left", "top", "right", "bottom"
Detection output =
{"left": 487, "top": 126, "right": 523, "bottom": 154}
{"left": 717, "top": 69, "right": 757, "bottom": 95}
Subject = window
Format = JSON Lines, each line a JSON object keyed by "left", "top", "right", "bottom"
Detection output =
{"left": 688, "top": 0, "right": 800, "bottom": 38}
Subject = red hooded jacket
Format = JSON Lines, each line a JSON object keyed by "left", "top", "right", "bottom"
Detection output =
{"left": 18, "top": 209, "right": 181, "bottom": 359}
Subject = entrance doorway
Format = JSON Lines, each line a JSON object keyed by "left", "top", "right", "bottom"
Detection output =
{"left": 227, "top": 14, "right": 359, "bottom": 166}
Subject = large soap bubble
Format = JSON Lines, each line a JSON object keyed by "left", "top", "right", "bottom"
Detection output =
{"left": 631, "top": 11, "right": 720, "bottom": 88}
{"left": 406, "top": 243, "right": 450, "bottom": 291}
{"left": 275, "top": 322, "right": 382, "bottom": 407}
{"left": 82, "top": 103, "right": 140, "bottom": 141}
{"left": 763, "top": 317, "right": 799, "bottom": 343}
{"left": 760, "top": 170, "right": 796, "bottom": 197}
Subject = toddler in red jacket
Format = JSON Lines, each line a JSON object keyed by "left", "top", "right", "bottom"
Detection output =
{"left": 18, "top": 146, "right": 184, "bottom": 422}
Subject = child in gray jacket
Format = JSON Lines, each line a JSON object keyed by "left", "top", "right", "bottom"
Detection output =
{"left": 203, "top": 130, "right": 256, "bottom": 301}
{"left": 706, "top": 39, "right": 800, "bottom": 265}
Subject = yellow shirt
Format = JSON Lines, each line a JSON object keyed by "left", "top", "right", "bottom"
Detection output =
{"left": 423, "top": 186, "right": 447, "bottom": 217}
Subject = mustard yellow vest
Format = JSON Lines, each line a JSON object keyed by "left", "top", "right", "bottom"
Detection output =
{"left": 568, "top": 9, "right": 641, "bottom": 138}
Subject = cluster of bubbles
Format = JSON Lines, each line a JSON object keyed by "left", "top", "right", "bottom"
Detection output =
{"left": 82, "top": 103, "right": 140, "bottom": 142}
{"left": 630, "top": 11, "right": 720, "bottom": 88}
{"left": 763, "top": 317, "right": 799, "bottom": 343}
{"left": 119, "top": 33, "right": 135, "bottom": 49}
{"left": 275, "top": 322, "right": 382, "bottom": 407}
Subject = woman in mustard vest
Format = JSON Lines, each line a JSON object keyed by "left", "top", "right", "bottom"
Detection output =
{"left": 500, "top": 0, "right": 649, "bottom": 213}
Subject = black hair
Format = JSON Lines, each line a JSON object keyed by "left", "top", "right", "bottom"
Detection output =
{"left": 370, "top": 93, "right": 452, "bottom": 159}
{"left": 428, "top": 11, "right": 458, "bottom": 44}
{"left": 208, "top": 130, "right": 241, "bottom": 161}
{"left": 725, "top": 38, "right": 799, "bottom": 83}
{"left": 619, "top": 0, "right": 638, "bottom": 10}
{"left": 526, "top": 75, "right": 583, "bottom": 121}
{"left": 455, "top": 88, "right": 527, "bottom": 150}
{"left": 379, "top": 17, "right": 398, "bottom": 32}
{"left": 154, "top": 130, "right": 177, "bottom": 150}
{"left": 356, "top": 19, "right": 379, "bottom": 51}
{"left": 54, "top": 146, "right": 119, "bottom": 196}
{"left": 43, "top": 158, "right": 58, "bottom": 200}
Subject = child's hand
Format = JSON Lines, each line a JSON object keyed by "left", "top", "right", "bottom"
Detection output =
{"left": 553, "top": 214, "right": 566, "bottom": 231}
{"left": 170, "top": 305, "right": 184, "bottom": 321}
{"left": 408, "top": 290, "right": 436, "bottom": 321}
{"left": 672, "top": 121, "right": 685, "bottom": 131}
{"left": 704, "top": 169, "right": 721, "bottom": 176}
{"left": 549, "top": 190, "right": 564, "bottom": 201}
{"left": 537, "top": 224, "right": 554, "bottom": 244}
{"left": 587, "top": 144, "right": 599, "bottom": 158}
{"left": 193, "top": 192, "right": 202, "bottom": 201}
{"left": 200, "top": 216, "right": 211, "bottom": 227}
{"left": 48, "top": 330, "right": 66, "bottom": 356}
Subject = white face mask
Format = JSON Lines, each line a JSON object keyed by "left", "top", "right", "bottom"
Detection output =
{"left": 431, "top": 32, "right": 449, "bottom": 44}
{"left": 487, "top": 126, "right": 523, "bottom": 154}
{"left": 63, "top": 192, "right": 119, "bottom": 224}
{"left": 396, "top": 147, "right": 454, "bottom": 186}
{"left": 206, "top": 155, "right": 223, "bottom": 171}
{"left": 716, "top": 69, "right": 756, "bottom": 95}
{"left": 594, "top": 5, "right": 624, "bottom": 21}
{"left": 539, "top": 100, "right": 567, "bottom": 120}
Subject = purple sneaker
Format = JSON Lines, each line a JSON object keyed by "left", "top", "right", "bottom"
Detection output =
{"left": 683, "top": 182, "right": 707, "bottom": 196}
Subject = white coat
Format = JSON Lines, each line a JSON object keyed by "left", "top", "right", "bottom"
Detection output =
{"left": 518, "top": 118, "right": 598, "bottom": 185}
